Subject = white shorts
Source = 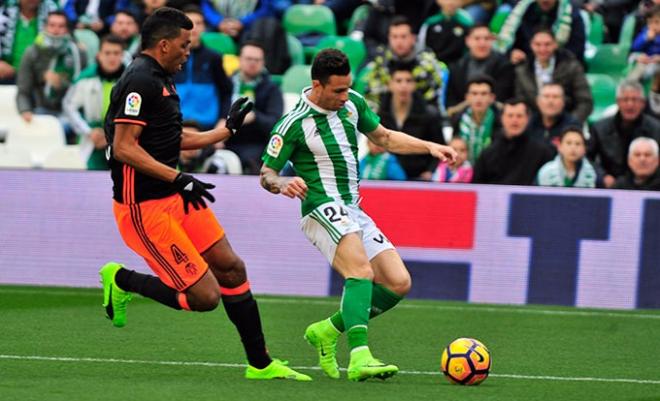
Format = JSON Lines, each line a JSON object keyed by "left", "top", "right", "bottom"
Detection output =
{"left": 301, "top": 201, "right": 395, "bottom": 264}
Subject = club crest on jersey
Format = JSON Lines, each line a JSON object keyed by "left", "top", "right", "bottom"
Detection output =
{"left": 124, "top": 92, "right": 142, "bottom": 116}
{"left": 267, "top": 134, "right": 283, "bottom": 157}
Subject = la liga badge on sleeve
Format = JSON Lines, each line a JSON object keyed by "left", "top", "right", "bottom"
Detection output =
{"left": 124, "top": 92, "right": 142, "bottom": 116}
{"left": 267, "top": 134, "right": 284, "bottom": 157}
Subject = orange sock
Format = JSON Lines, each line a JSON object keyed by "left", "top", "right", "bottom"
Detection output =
{"left": 219, "top": 280, "right": 251, "bottom": 296}
{"left": 177, "top": 292, "right": 191, "bottom": 311}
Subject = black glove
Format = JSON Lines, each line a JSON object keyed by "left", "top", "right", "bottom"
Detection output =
{"left": 226, "top": 97, "right": 254, "bottom": 135}
{"left": 173, "top": 172, "right": 216, "bottom": 214}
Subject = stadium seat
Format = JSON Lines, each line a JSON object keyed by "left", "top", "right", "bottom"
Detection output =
{"left": 74, "top": 29, "right": 100, "bottom": 66}
{"left": 206, "top": 149, "right": 243, "bottom": 175}
{"left": 586, "top": 44, "right": 629, "bottom": 78}
{"left": 314, "top": 36, "right": 366, "bottom": 73}
{"left": 5, "top": 115, "right": 66, "bottom": 167}
{"left": 0, "top": 144, "right": 33, "bottom": 168}
{"left": 201, "top": 32, "right": 237, "bottom": 55}
{"left": 588, "top": 11, "right": 605, "bottom": 45}
{"left": 281, "top": 64, "right": 312, "bottom": 94}
{"left": 0, "top": 84, "right": 18, "bottom": 117}
{"left": 42, "top": 145, "right": 86, "bottom": 170}
{"left": 347, "top": 4, "right": 370, "bottom": 34}
{"left": 586, "top": 73, "right": 618, "bottom": 123}
{"left": 288, "top": 34, "right": 305, "bottom": 66}
{"left": 352, "top": 64, "right": 372, "bottom": 95}
{"left": 0, "top": 123, "right": 7, "bottom": 143}
{"left": 283, "top": 5, "right": 337, "bottom": 37}
{"left": 618, "top": 13, "right": 636, "bottom": 48}
{"left": 223, "top": 54, "right": 239, "bottom": 75}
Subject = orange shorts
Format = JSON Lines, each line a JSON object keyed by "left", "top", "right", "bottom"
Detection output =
{"left": 113, "top": 194, "right": 225, "bottom": 291}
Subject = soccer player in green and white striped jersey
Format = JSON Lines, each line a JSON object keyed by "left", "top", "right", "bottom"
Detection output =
{"left": 260, "top": 49, "right": 457, "bottom": 382}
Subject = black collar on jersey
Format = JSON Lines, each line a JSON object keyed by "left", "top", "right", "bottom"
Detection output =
{"left": 136, "top": 53, "right": 170, "bottom": 78}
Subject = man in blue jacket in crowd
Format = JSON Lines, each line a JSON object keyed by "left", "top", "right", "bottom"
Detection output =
{"left": 174, "top": 5, "right": 232, "bottom": 130}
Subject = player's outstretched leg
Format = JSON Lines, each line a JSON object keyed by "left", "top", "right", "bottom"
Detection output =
{"left": 304, "top": 318, "right": 341, "bottom": 379}
{"left": 245, "top": 359, "right": 312, "bottom": 381}
{"left": 347, "top": 347, "right": 399, "bottom": 382}
{"left": 99, "top": 262, "right": 194, "bottom": 327}
{"left": 99, "top": 262, "right": 133, "bottom": 328}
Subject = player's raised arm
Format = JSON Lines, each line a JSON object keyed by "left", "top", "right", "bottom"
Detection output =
{"left": 180, "top": 97, "right": 253, "bottom": 150}
{"left": 259, "top": 165, "right": 307, "bottom": 200}
{"left": 366, "top": 124, "right": 458, "bottom": 165}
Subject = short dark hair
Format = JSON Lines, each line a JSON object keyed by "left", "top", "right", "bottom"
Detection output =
{"left": 114, "top": 10, "right": 138, "bottom": 23}
{"left": 240, "top": 40, "right": 265, "bottom": 54}
{"left": 388, "top": 59, "right": 415, "bottom": 74}
{"left": 389, "top": 15, "right": 412, "bottom": 31}
{"left": 141, "top": 7, "right": 193, "bottom": 50}
{"left": 100, "top": 34, "right": 126, "bottom": 50}
{"left": 539, "top": 81, "right": 565, "bottom": 96}
{"left": 181, "top": 4, "right": 203, "bottom": 17}
{"left": 466, "top": 74, "right": 496, "bottom": 93}
{"left": 311, "top": 48, "right": 350, "bottom": 84}
{"left": 559, "top": 126, "right": 585, "bottom": 142}
{"left": 503, "top": 97, "right": 531, "bottom": 115}
{"left": 647, "top": 4, "right": 660, "bottom": 19}
{"left": 467, "top": 23, "right": 491, "bottom": 36}
{"left": 47, "top": 10, "right": 71, "bottom": 32}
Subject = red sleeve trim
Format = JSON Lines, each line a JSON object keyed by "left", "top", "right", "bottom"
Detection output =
{"left": 114, "top": 118, "right": 147, "bottom": 127}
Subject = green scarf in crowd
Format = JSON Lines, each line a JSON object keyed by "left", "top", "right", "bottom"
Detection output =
{"left": 0, "top": 0, "right": 58, "bottom": 60}
{"left": 210, "top": 0, "right": 257, "bottom": 19}
{"left": 35, "top": 32, "right": 82, "bottom": 99}
{"left": 495, "top": 0, "right": 573, "bottom": 52}
{"left": 458, "top": 107, "right": 495, "bottom": 165}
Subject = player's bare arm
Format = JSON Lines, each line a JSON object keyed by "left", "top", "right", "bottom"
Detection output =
{"left": 113, "top": 123, "right": 179, "bottom": 182}
{"left": 366, "top": 124, "right": 458, "bottom": 165}
{"left": 260, "top": 165, "right": 308, "bottom": 200}
{"left": 180, "top": 126, "right": 233, "bottom": 150}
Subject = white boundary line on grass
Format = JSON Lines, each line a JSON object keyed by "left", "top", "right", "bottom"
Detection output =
{"left": 259, "top": 298, "right": 660, "bottom": 321}
{"left": 2, "top": 287, "right": 660, "bottom": 321}
{"left": 1, "top": 354, "right": 659, "bottom": 385}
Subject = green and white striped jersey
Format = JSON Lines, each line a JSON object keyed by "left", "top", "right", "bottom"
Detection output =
{"left": 262, "top": 88, "right": 380, "bottom": 216}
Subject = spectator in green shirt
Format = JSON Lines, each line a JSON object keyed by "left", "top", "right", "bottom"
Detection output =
{"left": 63, "top": 34, "right": 125, "bottom": 169}
{"left": 0, "top": 0, "right": 59, "bottom": 83}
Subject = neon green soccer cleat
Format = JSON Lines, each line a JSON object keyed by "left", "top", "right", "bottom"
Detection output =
{"left": 347, "top": 348, "right": 399, "bottom": 382}
{"left": 99, "top": 262, "right": 132, "bottom": 328}
{"left": 245, "top": 359, "right": 312, "bottom": 381}
{"left": 304, "top": 319, "right": 341, "bottom": 379}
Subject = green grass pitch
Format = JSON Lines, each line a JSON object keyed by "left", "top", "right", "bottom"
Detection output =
{"left": 2, "top": 285, "right": 659, "bottom": 401}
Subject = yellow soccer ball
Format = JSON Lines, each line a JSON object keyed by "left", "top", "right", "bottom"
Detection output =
{"left": 440, "top": 337, "right": 491, "bottom": 385}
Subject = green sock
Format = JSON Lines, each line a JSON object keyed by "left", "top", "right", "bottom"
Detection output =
{"left": 341, "top": 278, "right": 373, "bottom": 350}
{"left": 330, "top": 283, "right": 403, "bottom": 333}
{"left": 370, "top": 283, "right": 403, "bottom": 318}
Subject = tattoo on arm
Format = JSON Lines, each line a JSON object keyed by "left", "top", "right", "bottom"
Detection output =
{"left": 260, "top": 169, "right": 281, "bottom": 194}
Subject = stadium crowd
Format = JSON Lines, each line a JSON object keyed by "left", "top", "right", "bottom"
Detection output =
{"left": 0, "top": 0, "right": 659, "bottom": 190}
